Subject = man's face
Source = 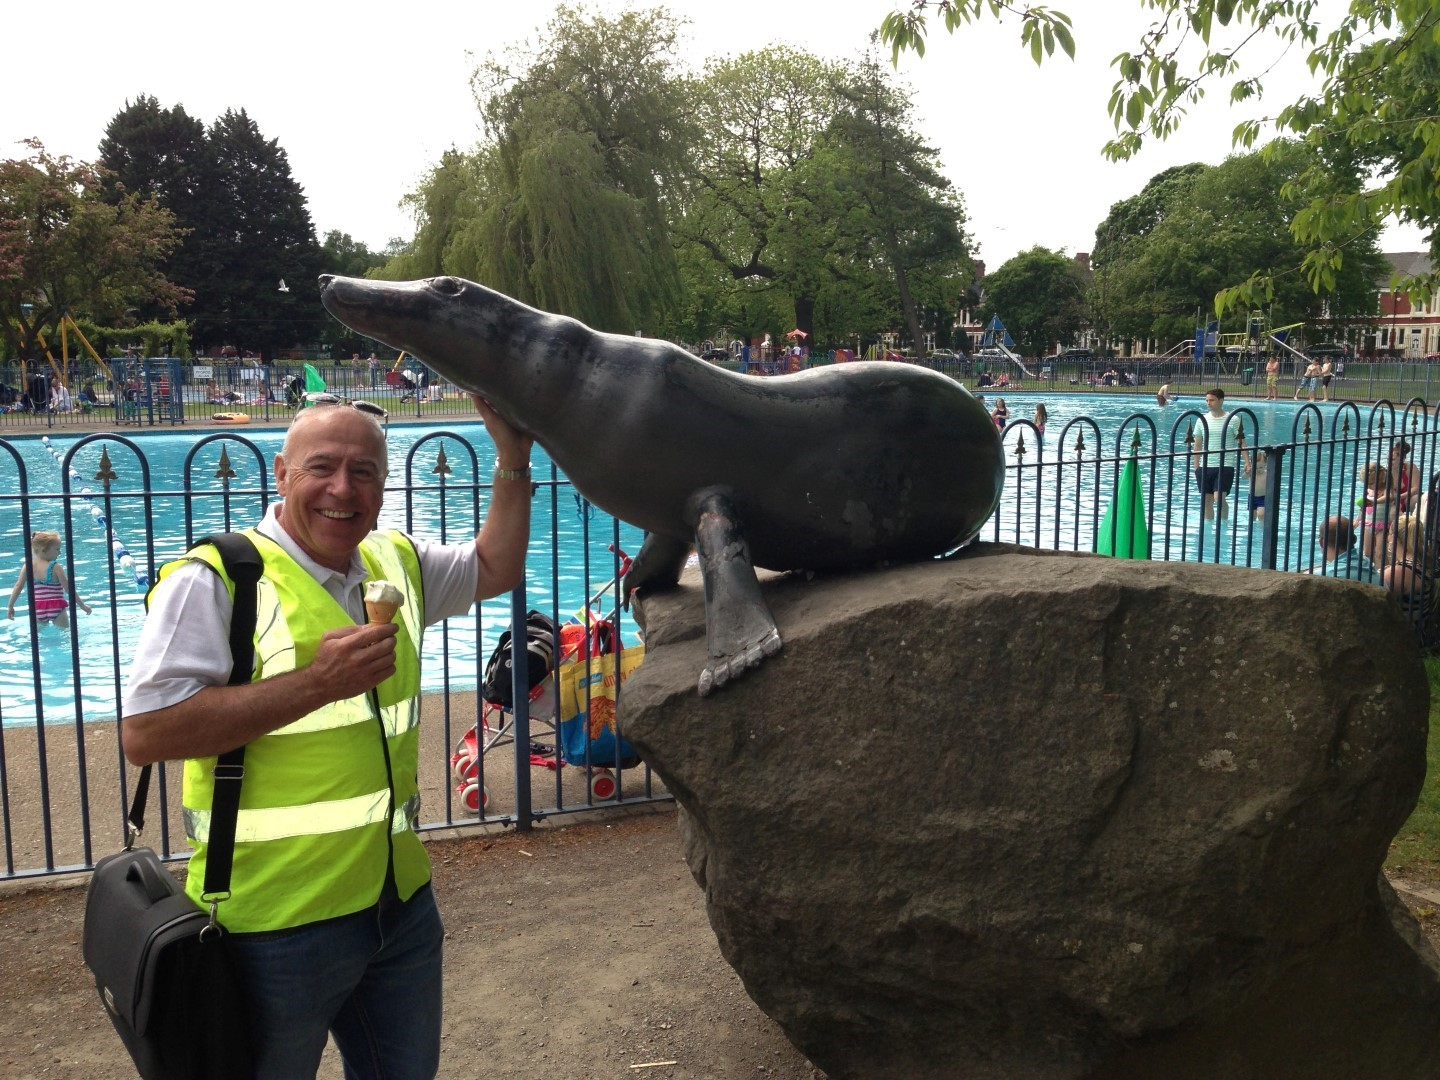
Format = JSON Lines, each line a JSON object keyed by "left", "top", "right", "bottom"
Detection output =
{"left": 1206, "top": 393, "right": 1224, "bottom": 414}
{"left": 274, "top": 408, "right": 387, "bottom": 572}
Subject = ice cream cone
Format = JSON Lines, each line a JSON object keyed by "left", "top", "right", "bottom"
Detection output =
{"left": 364, "top": 580, "right": 404, "bottom": 624}
{"left": 365, "top": 599, "right": 401, "bottom": 624}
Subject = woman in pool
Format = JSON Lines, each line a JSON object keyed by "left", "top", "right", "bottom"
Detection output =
{"left": 992, "top": 398, "right": 1010, "bottom": 429}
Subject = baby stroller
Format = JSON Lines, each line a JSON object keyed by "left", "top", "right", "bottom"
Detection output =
{"left": 450, "top": 552, "right": 639, "bottom": 811}
{"left": 282, "top": 375, "right": 305, "bottom": 408}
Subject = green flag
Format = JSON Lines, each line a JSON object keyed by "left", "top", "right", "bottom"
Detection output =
{"left": 1095, "top": 451, "right": 1151, "bottom": 559}
{"left": 303, "top": 363, "right": 326, "bottom": 393}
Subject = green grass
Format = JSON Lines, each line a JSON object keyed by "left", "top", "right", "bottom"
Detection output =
{"left": 1385, "top": 656, "right": 1440, "bottom": 880}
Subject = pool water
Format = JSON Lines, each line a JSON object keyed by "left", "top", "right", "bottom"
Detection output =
{"left": 1, "top": 392, "right": 1430, "bottom": 726}
{"left": 0, "top": 424, "right": 643, "bottom": 727}
{"left": 983, "top": 390, "right": 1436, "bottom": 569}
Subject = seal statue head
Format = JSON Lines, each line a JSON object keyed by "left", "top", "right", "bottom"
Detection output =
{"left": 320, "top": 274, "right": 1004, "bottom": 695}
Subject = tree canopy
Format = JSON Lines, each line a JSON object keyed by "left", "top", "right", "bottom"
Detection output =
{"left": 0, "top": 140, "right": 183, "bottom": 361}
{"left": 879, "top": 0, "right": 1440, "bottom": 309}
{"left": 99, "top": 103, "right": 325, "bottom": 359}
{"left": 447, "top": 4, "right": 692, "bottom": 333}
{"left": 1091, "top": 144, "right": 1386, "bottom": 346}
{"left": 976, "top": 246, "right": 1089, "bottom": 357}
{"left": 675, "top": 46, "right": 847, "bottom": 343}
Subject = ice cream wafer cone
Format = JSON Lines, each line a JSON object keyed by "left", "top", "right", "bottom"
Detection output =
{"left": 364, "top": 580, "right": 404, "bottom": 624}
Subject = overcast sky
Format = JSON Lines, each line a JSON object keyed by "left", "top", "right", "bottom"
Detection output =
{"left": 5, "top": 0, "right": 1425, "bottom": 277}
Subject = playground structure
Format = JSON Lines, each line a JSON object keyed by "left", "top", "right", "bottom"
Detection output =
{"left": 33, "top": 315, "right": 116, "bottom": 398}
{"left": 112, "top": 357, "right": 185, "bottom": 425}
{"left": 977, "top": 316, "right": 1037, "bottom": 379}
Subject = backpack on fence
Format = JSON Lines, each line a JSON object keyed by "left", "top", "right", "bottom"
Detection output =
{"left": 482, "top": 610, "right": 558, "bottom": 709}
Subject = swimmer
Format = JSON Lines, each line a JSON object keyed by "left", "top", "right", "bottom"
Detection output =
{"left": 7, "top": 530, "right": 91, "bottom": 630}
{"left": 1156, "top": 384, "right": 1170, "bottom": 406}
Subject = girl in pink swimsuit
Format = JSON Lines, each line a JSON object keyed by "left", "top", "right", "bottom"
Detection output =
{"left": 7, "top": 531, "right": 91, "bottom": 629}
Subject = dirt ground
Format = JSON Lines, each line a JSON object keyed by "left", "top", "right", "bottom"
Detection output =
{"left": 6, "top": 810, "right": 1440, "bottom": 1080}
{"left": 0, "top": 808, "right": 823, "bottom": 1080}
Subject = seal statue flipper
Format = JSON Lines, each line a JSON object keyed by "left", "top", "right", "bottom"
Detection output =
{"left": 691, "top": 489, "right": 783, "bottom": 697}
{"left": 623, "top": 533, "right": 691, "bottom": 606}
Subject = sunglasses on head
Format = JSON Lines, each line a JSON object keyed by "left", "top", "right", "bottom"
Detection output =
{"left": 304, "top": 392, "right": 388, "bottom": 418}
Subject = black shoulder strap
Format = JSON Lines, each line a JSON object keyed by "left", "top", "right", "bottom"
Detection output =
{"left": 195, "top": 533, "right": 263, "bottom": 900}
{"left": 125, "top": 533, "right": 263, "bottom": 906}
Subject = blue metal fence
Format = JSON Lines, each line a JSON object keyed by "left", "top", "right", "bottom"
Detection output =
{"left": 2, "top": 397, "right": 1437, "bottom": 879}
{"left": 0, "top": 429, "right": 663, "bottom": 881}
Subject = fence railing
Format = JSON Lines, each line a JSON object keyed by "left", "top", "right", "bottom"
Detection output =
{"left": 2, "top": 397, "right": 1437, "bottom": 879}
{"left": 0, "top": 429, "right": 662, "bottom": 881}
{"left": 9, "top": 355, "right": 1440, "bottom": 431}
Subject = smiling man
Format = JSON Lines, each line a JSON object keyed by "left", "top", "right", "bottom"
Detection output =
{"left": 121, "top": 396, "right": 532, "bottom": 1079}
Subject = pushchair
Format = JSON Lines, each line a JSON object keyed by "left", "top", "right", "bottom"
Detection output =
{"left": 449, "top": 552, "right": 642, "bottom": 811}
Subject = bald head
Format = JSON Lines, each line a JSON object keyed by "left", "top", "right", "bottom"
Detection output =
{"left": 279, "top": 405, "right": 388, "bottom": 476}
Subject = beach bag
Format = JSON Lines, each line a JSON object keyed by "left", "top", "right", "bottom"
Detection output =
{"left": 82, "top": 533, "right": 262, "bottom": 1079}
{"left": 482, "top": 610, "right": 558, "bottom": 709}
{"left": 557, "top": 645, "right": 645, "bottom": 768}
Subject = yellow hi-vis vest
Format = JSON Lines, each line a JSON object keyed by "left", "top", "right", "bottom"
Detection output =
{"left": 164, "top": 529, "right": 428, "bottom": 932}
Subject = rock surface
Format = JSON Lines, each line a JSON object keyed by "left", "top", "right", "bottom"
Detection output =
{"left": 625, "top": 545, "right": 1440, "bottom": 1079}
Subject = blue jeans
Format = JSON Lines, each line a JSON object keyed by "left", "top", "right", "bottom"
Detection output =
{"left": 226, "top": 881, "right": 443, "bottom": 1079}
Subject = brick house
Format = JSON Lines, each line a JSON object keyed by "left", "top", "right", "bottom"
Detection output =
{"left": 1373, "top": 251, "right": 1440, "bottom": 359}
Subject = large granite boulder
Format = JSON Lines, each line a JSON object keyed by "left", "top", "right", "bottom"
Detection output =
{"left": 624, "top": 545, "right": 1440, "bottom": 1079}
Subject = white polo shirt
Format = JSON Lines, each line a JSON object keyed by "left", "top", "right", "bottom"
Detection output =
{"left": 123, "top": 503, "right": 481, "bottom": 715}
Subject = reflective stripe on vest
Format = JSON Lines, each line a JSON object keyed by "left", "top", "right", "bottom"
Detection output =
{"left": 167, "top": 529, "right": 431, "bottom": 932}
{"left": 185, "top": 791, "right": 421, "bottom": 844}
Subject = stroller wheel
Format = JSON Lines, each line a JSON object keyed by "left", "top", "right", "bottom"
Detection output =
{"left": 460, "top": 779, "right": 488, "bottom": 813}
{"left": 450, "top": 750, "right": 474, "bottom": 785}
{"left": 589, "top": 771, "right": 617, "bottom": 801}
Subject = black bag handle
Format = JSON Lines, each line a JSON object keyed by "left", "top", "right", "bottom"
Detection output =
{"left": 124, "top": 533, "right": 263, "bottom": 906}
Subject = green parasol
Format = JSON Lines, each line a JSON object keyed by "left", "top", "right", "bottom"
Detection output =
{"left": 1095, "top": 433, "right": 1151, "bottom": 559}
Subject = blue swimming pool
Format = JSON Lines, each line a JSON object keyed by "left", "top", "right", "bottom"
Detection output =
{"left": 980, "top": 390, "right": 1438, "bottom": 570}
{"left": 0, "top": 424, "right": 644, "bottom": 727}
{"left": 1, "top": 391, "right": 1432, "bottom": 726}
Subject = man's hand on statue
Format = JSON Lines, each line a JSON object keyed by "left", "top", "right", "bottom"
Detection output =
{"left": 471, "top": 394, "right": 533, "bottom": 464}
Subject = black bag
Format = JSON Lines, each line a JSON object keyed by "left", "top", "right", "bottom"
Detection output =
{"left": 82, "top": 533, "right": 262, "bottom": 1079}
{"left": 82, "top": 839, "right": 254, "bottom": 1078}
{"left": 482, "top": 609, "right": 558, "bottom": 708}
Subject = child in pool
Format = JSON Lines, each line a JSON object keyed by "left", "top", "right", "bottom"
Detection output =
{"left": 1357, "top": 462, "right": 1392, "bottom": 564}
{"left": 7, "top": 531, "right": 91, "bottom": 629}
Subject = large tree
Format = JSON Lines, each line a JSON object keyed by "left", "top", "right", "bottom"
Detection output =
{"left": 381, "top": 150, "right": 485, "bottom": 283}
{"left": 0, "top": 141, "right": 183, "bottom": 361}
{"left": 190, "top": 109, "right": 326, "bottom": 359}
{"left": 99, "top": 103, "right": 325, "bottom": 359}
{"left": 675, "top": 47, "right": 848, "bottom": 343}
{"left": 97, "top": 95, "right": 210, "bottom": 321}
{"left": 976, "top": 246, "right": 1090, "bottom": 357}
{"left": 1094, "top": 144, "right": 1386, "bottom": 347}
{"left": 436, "top": 4, "right": 693, "bottom": 333}
{"left": 823, "top": 51, "right": 971, "bottom": 350}
{"left": 880, "top": 0, "right": 1440, "bottom": 306}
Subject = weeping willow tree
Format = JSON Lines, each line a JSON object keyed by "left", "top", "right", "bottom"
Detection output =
{"left": 384, "top": 5, "right": 693, "bottom": 333}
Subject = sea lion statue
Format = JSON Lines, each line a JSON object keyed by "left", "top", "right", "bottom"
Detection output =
{"left": 319, "top": 274, "right": 1004, "bottom": 695}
